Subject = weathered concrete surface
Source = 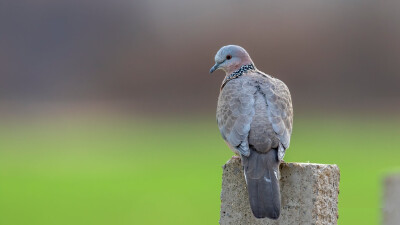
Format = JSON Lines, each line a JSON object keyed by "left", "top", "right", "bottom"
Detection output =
{"left": 383, "top": 174, "right": 400, "bottom": 225}
{"left": 220, "top": 157, "right": 340, "bottom": 225}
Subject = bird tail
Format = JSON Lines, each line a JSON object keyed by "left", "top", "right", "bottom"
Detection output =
{"left": 242, "top": 149, "right": 281, "bottom": 219}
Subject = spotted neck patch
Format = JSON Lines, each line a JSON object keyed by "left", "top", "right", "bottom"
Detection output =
{"left": 221, "top": 64, "right": 255, "bottom": 90}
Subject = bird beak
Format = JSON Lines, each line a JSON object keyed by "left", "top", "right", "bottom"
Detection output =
{"left": 209, "top": 63, "right": 220, "bottom": 74}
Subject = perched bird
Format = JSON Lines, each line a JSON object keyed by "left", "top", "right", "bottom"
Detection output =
{"left": 210, "top": 45, "right": 293, "bottom": 219}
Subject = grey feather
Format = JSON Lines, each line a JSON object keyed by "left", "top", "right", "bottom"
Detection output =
{"left": 217, "top": 78, "right": 256, "bottom": 156}
{"left": 242, "top": 149, "right": 281, "bottom": 219}
{"left": 217, "top": 71, "right": 293, "bottom": 158}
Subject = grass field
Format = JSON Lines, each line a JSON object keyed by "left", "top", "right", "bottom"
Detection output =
{"left": 0, "top": 115, "right": 399, "bottom": 225}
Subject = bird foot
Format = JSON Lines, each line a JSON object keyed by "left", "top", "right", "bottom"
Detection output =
{"left": 231, "top": 155, "right": 240, "bottom": 160}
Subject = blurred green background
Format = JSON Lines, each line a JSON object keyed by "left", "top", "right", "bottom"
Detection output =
{"left": 1, "top": 0, "right": 400, "bottom": 224}
{"left": 1, "top": 116, "right": 399, "bottom": 225}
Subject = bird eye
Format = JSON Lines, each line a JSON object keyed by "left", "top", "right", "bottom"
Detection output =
{"left": 226, "top": 55, "right": 232, "bottom": 60}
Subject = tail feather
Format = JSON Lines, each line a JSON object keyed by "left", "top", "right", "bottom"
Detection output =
{"left": 242, "top": 149, "right": 281, "bottom": 219}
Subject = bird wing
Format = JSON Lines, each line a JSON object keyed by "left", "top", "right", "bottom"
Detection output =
{"left": 258, "top": 74, "right": 293, "bottom": 159}
{"left": 216, "top": 78, "right": 257, "bottom": 156}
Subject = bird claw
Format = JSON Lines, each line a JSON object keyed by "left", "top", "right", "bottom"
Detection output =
{"left": 231, "top": 155, "right": 240, "bottom": 160}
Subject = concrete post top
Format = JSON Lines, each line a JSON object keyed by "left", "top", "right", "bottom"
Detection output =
{"left": 224, "top": 157, "right": 339, "bottom": 172}
{"left": 220, "top": 157, "right": 340, "bottom": 225}
{"left": 383, "top": 174, "right": 400, "bottom": 225}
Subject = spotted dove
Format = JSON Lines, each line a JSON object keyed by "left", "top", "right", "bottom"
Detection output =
{"left": 210, "top": 45, "right": 293, "bottom": 219}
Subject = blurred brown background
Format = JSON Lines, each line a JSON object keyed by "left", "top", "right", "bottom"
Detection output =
{"left": 1, "top": 0, "right": 399, "bottom": 116}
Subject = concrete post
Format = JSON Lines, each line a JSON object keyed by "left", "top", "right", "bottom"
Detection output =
{"left": 383, "top": 174, "right": 400, "bottom": 225}
{"left": 220, "top": 157, "right": 340, "bottom": 225}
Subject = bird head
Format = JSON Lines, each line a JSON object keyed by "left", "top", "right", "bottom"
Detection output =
{"left": 210, "top": 45, "right": 254, "bottom": 75}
